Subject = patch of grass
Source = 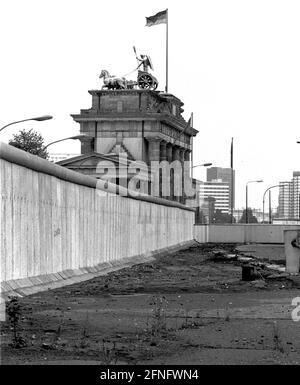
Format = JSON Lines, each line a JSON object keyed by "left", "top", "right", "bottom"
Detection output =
{"left": 149, "top": 295, "right": 168, "bottom": 336}
{"left": 6, "top": 296, "right": 27, "bottom": 348}
{"left": 78, "top": 311, "right": 90, "bottom": 348}
{"left": 100, "top": 339, "right": 118, "bottom": 364}
{"left": 273, "top": 321, "right": 284, "bottom": 353}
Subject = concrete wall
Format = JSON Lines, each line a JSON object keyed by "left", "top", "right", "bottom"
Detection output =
{"left": 284, "top": 229, "right": 300, "bottom": 273}
{"left": 194, "top": 224, "right": 300, "bottom": 244}
{"left": 0, "top": 143, "right": 194, "bottom": 284}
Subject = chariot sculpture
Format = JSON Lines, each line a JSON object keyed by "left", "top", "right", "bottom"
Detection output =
{"left": 99, "top": 47, "right": 158, "bottom": 91}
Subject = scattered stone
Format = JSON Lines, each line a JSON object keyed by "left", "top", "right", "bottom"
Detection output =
{"left": 266, "top": 273, "right": 290, "bottom": 280}
{"left": 211, "top": 250, "right": 229, "bottom": 261}
{"left": 290, "top": 276, "right": 300, "bottom": 287}
{"left": 266, "top": 264, "right": 286, "bottom": 272}
{"left": 250, "top": 279, "right": 266, "bottom": 289}
{"left": 238, "top": 256, "right": 254, "bottom": 263}
{"left": 42, "top": 342, "right": 55, "bottom": 350}
{"left": 226, "top": 254, "right": 238, "bottom": 260}
{"left": 212, "top": 250, "right": 227, "bottom": 256}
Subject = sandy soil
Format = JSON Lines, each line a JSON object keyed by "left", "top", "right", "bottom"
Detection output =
{"left": 1, "top": 243, "right": 299, "bottom": 365}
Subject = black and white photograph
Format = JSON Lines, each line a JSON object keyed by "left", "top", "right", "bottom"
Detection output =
{"left": 0, "top": 0, "right": 299, "bottom": 373}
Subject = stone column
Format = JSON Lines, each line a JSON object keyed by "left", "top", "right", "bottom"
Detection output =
{"left": 147, "top": 138, "right": 161, "bottom": 197}
{"left": 179, "top": 149, "right": 185, "bottom": 204}
{"left": 183, "top": 150, "right": 192, "bottom": 204}
{"left": 160, "top": 141, "right": 167, "bottom": 161}
{"left": 166, "top": 143, "right": 173, "bottom": 200}
{"left": 172, "top": 146, "right": 182, "bottom": 202}
{"left": 80, "top": 136, "right": 95, "bottom": 154}
{"left": 160, "top": 141, "right": 168, "bottom": 198}
{"left": 148, "top": 138, "right": 161, "bottom": 163}
{"left": 166, "top": 144, "right": 173, "bottom": 163}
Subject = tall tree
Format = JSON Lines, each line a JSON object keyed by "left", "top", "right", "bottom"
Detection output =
{"left": 239, "top": 208, "right": 258, "bottom": 223}
{"left": 9, "top": 129, "right": 49, "bottom": 159}
{"left": 212, "top": 209, "right": 236, "bottom": 224}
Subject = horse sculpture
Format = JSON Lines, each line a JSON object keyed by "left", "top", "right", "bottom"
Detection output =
{"left": 99, "top": 70, "right": 127, "bottom": 90}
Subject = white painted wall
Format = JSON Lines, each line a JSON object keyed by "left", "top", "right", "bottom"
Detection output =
{"left": 0, "top": 145, "right": 194, "bottom": 283}
{"left": 194, "top": 224, "right": 300, "bottom": 244}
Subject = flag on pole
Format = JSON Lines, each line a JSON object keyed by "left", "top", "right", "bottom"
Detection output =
{"left": 174, "top": 113, "right": 192, "bottom": 145}
{"left": 145, "top": 9, "right": 167, "bottom": 27}
{"left": 230, "top": 137, "right": 234, "bottom": 222}
{"left": 230, "top": 137, "right": 233, "bottom": 169}
{"left": 145, "top": 9, "right": 168, "bottom": 92}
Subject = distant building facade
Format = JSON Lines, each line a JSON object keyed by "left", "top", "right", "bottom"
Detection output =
{"left": 206, "top": 166, "right": 235, "bottom": 210}
{"left": 59, "top": 89, "right": 198, "bottom": 203}
{"left": 278, "top": 171, "right": 300, "bottom": 219}
{"left": 49, "top": 153, "right": 80, "bottom": 163}
{"left": 199, "top": 180, "right": 230, "bottom": 214}
{"left": 188, "top": 179, "right": 216, "bottom": 224}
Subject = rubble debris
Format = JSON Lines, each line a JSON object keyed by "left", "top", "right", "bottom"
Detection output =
{"left": 266, "top": 273, "right": 290, "bottom": 280}
{"left": 225, "top": 254, "right": 238, "bottom": 260}
{"left": 238, "top": 256, "right": 254, "bottom": 263}
{"left": 211, "top": 250, "right": 238, "bottom": 262}
{"left": 289, "top": 276, "right": 300, "bottom": 287}
{"left": 250, "top": 280, "right": 267, "bottom": 289}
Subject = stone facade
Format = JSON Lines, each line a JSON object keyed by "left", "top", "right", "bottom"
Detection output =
{"left": 71, "top": 90, "right": 198, "bottom": 202}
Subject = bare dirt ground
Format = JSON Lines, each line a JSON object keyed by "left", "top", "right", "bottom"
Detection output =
{"left": 1, "top": 243, "right": 300, "bottom": 365}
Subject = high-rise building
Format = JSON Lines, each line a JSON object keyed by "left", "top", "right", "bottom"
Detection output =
{"left": 278, "top": 171, "right": 300, "bottom": 219}
{"left": 199, "top": 180, "right": 230, "bottom": 213}
{"left": 206, "top": 167, "right": 235, "bottom": 210}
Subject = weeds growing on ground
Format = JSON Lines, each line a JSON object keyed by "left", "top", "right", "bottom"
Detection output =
{"left": 225, "top": 305, "right": 230, "bottom": 322}
{"left": 6, "top": 296, "right": 27, "bottom": 348}
{"left": 100, "top": 339, "right": 118, "bottom": 364}
{"left": 273, "top": 321, "right": 284, "bottom": 353}
{"left": 78, "top": 311, "right": 90, "bottom": 348}
{"left": 149, "top": 295, "right": 168, "bottom": 336}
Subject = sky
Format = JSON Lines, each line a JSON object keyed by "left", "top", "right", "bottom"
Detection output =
{"left": 1, "top": 0, "right": 300, "bottom": 210}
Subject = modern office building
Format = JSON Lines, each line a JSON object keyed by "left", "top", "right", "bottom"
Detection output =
{"left": 207, "top": 167, "right": 235, "bottom": 210}
{"left": 278, "top": 171, "right": 300, "bottom": 219}
{"left": 198, "top": 179, "right": 230, "bottom": 214}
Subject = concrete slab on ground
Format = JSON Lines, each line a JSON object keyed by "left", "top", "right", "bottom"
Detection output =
{"left": 236, "top": 244, "right": 285, "bottom": 262}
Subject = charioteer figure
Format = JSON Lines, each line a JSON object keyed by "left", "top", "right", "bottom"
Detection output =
{"left": 136, "top": 54, "right": 153, "bottom": 73}
{"left": 133, "top": 47, "right": 158, "bottom": 90}
{"left": 99, "top": 47, "right": 159, "bottom": 91}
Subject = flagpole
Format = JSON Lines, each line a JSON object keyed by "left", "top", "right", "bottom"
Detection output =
{"left": 230, "top": 137, "right": 234, "bottom": 223}
{"left": 165, "top": 8, "right": 168, "bottom": 93}
{"left": 191, "top": 112, "right": 194, "bottom": 179}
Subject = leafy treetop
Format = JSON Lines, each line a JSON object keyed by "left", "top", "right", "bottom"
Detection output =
{"left": 8, "top": 129, "right": 49, "bottom": 159}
